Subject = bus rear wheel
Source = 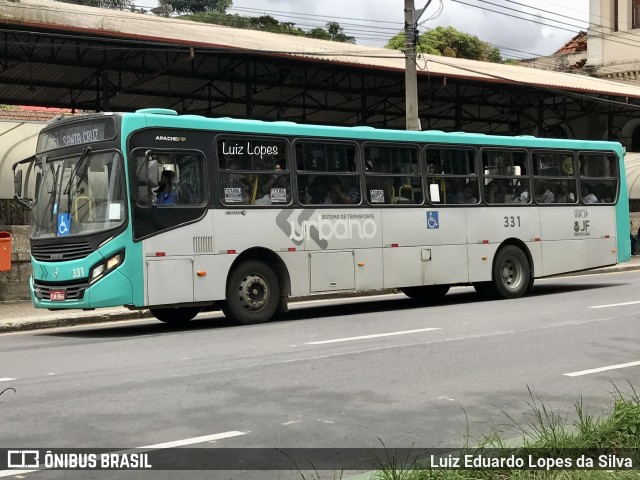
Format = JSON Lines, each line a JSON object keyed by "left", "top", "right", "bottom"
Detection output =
{"left": 489, "top": 245, "right": 530, "bottom": 299}
{"left": 223, "top": 260, "right": 280, "bottom": 325}
{"left": 402, "top": 285, "right": 450, "bottom": 303}
{"left": 150, "top": 306, "right": 200, "bottom": 324}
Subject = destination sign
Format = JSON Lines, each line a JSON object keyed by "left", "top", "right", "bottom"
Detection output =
{"left": 37, "top": 118, "right": 116, "bottom": 153}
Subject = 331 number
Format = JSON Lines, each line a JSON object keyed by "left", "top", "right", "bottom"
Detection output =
{"left": 504, "top": 216, "right": 521, "bottom": 228}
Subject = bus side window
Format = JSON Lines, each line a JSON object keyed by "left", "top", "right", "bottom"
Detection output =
{"left": 296, "top": 141, "right": 359, "bottom": 205}
{"left": 425, "top": 147, "right": 477, "bottom": 205}
{"left": 364, "top": 144, "right": 421, "bottom": 205}
{"left": 578, "top": 152, "right": 618, "bottom": 205}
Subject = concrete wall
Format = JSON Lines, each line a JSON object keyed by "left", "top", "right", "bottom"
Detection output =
{"left": 0, "top": 225, "right": 31, "bottom": 302}
{"left": 0, "top": 121, "right": 45, "bottom": 201}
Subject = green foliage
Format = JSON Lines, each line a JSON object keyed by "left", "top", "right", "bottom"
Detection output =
{"left": 386, "top": 26, "right": 502, "bottom": 63}
{"left": 372, "top": 385, "right": 640, "bottom": 480}
{"left": 56, "top": 0, "right": 133, "bottom": 10}
{"left": 162, "top": 0, "right": 231, "bottom": 15}
{"left": 181, "top": 14, "right": 355, "bottom": 43}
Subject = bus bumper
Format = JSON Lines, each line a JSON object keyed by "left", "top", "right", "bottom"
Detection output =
{"left": 31, "top": 269, "right": 134, "bottom": 310}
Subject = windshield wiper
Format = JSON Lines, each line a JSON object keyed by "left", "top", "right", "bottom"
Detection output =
{"left": 63, "top": 146, "right": 92, "bottom": 210}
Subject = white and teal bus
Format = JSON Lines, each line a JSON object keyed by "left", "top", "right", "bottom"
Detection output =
{"left": 15, "top": 108, "right": 630, "bottom": 325}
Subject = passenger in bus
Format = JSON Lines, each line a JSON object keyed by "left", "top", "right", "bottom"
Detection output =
{"left": 554, "top": 185, "right": 574, "bottom": 203}
{"left": 485, "top": 181, "right": 505, "bottom": 203}
{"left": 445, "top": 180, "right": 463, "bottom": 204}
{"left": 155, "top": 170, "right": 177, "bottom": 205}
{"left": 457, "top": 186, "right": 477, "bottom": 204}
{"left": 534, "top": 182, "right": 554, "bottom": 203}
{"left": 596, "top": 183, "right": 613, "bottom": 203}
{"left": 325, "top": 176, "right": 358, "bottom": 204}
{"left": 223, "top": 160, "right": 251, "bottom": 203}
{"left": 255, "top": 162, "right": 290, "bottom": 205}
{"left": 581, "top": 184, "right": 598, "bottom": 204}
{"left": 512, "top": 187, "right": 530, "bottom": 203}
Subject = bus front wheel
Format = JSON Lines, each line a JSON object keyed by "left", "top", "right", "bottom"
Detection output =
{"left": 490, "top": 245, "right": 530, "bottom": 299}
{"left": 150, "top": 306, "right": 200, "bottom": 324}
{"left": 223, "top": 260, "right": 280, "bottom": 325}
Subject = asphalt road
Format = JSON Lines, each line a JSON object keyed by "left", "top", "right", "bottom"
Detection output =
{"left": 1, "top": 270, "right": 640, "bottom": 479}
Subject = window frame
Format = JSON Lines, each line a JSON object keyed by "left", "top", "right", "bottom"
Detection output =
{"left": 293, "top": 138, "right": 361, "bottom": 207}
{"left": 362, "top": 141, "right": 424, "bottom": 207}
{"left": 215, "top": 134, "right": 292, "bottom": 207}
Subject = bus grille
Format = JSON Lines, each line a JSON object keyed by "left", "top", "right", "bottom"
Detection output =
{"left": 32, "top": 242, "right": 94, "bottom": 262}
{"left": 193, "top": 236, "right": 214, "bottom": 253}
{"left": 33, "top": 279, "right": 88, "bottom": 301}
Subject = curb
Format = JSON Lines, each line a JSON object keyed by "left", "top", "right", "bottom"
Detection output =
{"left": 1, "top": 264, "right": 639, "bottom": 334}
{"left": 0, "top": 310, "right": 151, "bottom": 333}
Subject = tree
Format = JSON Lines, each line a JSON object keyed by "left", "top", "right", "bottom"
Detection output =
{"left": 181, "top": 15, "right": 355, "bottom": 44}
{"left": 57, "top": 0, "right": 133, "bottom": 10}
{"left": 306, "top": 22, "right": 355, "bottom": 43}
{"left": 162, "top": 0, "right": 231, "bottom": 15}
{"left": 386, "top": 26, "right": 501, "bottom": 63}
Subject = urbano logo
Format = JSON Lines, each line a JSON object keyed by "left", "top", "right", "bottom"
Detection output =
{"left": 288, "top": 214, "right": 377, "bottom": 242}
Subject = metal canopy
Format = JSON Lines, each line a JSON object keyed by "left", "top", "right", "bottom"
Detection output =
{"left": 1, "top": 0, "right": 640, "bottom": 137}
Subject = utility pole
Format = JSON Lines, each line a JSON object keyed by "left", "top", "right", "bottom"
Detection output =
{"left": 404, "top": 0, "right": 430, "bottom": 131}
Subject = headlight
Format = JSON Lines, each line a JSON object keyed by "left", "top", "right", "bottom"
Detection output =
{"left": 90, "top": 250, "right": 124, "bottom": 284}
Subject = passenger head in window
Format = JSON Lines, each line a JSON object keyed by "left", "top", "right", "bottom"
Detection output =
{"left": 554, "top": 184, "right": 574, "bottom": 203}
{"left": 325, "top": 176, "right": 358, "bottom": 204}
{"left": 535, "top": 182, "right": 555, "bottom": 204}
{"left": 155, "top": 170, "right": 176, "bottom": 205}
{"left": 596, "top": 183, "right": 613, "bottom": 203}
{"left": 458, "top": 185, "right": 477, "bottom": 204}
{"left": 485, "top": 180, "right": 505, "bottom": 204}
{"left": 581, "top": 184, "right": 598, "bottom": 204}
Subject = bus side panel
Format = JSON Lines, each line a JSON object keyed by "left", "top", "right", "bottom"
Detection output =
{"left": 141, "top": 212, "right": 215, "bottom": 306}
{"left": 382, "top": 245, "right": 469, "bottom": 288}
{"left": 467, "top": 207, "right": 541, "bottom": 246}
{"left": 540, "top": 206, "right": 618, "bottom": 276}
{"left": 380, "top": 208, "right": 468, "bottom": 288}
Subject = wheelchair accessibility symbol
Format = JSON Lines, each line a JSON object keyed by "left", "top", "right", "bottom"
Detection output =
{"left": 57, "top": 213, "right": 71, "bottom": 237}
{"left": 426, "top": 211, "right": 439, "bottom": 229}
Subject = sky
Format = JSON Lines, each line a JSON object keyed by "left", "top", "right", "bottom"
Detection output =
{"left": 145, "top": 0, "right": 590, "bottom": 60}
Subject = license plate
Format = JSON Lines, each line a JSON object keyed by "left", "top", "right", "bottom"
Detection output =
{"left": 49, "top": 289, "right": 66, "bottom": 301}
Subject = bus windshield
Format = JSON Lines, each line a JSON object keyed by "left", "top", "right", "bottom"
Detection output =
{"left": 31, "top": 150, "right": 126, "bottom": 239}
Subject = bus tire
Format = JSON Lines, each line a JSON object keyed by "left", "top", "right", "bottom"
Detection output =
{"left": 490, "top": 245, "right": 530, "bottom": 299}
{"left": 150, "top": 306, "right": 200, "bottom": 324}
{"left": 224, "top": 260, "right": 280, "bottom": 325}
{"left": 402, "top": 285, "right": 450, "bottom": 303}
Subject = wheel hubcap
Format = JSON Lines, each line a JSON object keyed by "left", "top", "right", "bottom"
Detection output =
{"left": 238, "top": 274, "right": 269, "bottom": 311}
{"left": 501, "top": 257, "right": 523, "bottom": 289}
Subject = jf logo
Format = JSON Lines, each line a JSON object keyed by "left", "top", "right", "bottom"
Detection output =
{"left": 426, "top": 211, "right": 439, "bottom": 229}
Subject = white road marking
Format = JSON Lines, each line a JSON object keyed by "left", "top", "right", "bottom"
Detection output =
{"left": 0, "top": 378, "right": 15, "bottom": 382}
{"left": 138, "top": 431, "right": 246, "bottom": 449}
{"left": 564, "top": 360, "right": 640, "bottom": 377}
{"left": 304, "top": 327, "right": 441, "bottom": 345}
{"left": 588, "top": 300, "right": 640, "bottom": 309}
{"left": 0, "top": 431, "right": 247, "bottom": 478}
{"left": 0, "top": 470, "right": 34, "bottom": 478}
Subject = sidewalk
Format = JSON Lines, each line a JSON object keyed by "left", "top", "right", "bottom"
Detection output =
{"left": 2, "top": 256, "right": 640, "bottom": 334}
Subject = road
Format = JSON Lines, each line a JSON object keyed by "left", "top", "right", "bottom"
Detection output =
{"left": 1, "top": 270, "right": 640, "bottom": 479}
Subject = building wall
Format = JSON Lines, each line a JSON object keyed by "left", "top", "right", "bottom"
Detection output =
{"left": 588, "top": 0, "right": 640, "bottom": 84}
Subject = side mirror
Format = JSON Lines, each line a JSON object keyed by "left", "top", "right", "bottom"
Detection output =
{"left": 147, "top": 160, "right": 159, "bottom": 188}
{"left": 35, "top": 172, "right": 41, "bottom": 199}
{"left": 14, "top": 170, "right": 23, "bottom": 198}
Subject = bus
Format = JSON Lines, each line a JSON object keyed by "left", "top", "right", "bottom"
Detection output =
{"left": 14, "top": 108, "right": 630, "bottom": 325}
